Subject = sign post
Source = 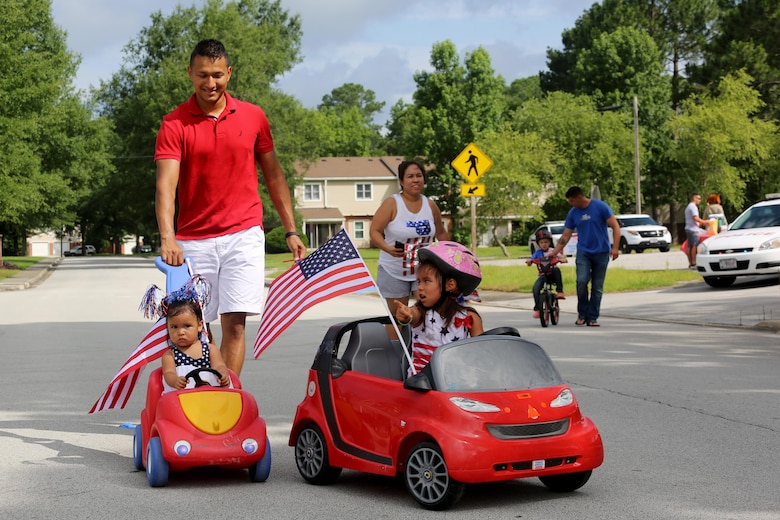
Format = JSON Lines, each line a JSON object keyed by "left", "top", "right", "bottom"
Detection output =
{"left": 451, "top": 143, "right": 493, "bottom": 251}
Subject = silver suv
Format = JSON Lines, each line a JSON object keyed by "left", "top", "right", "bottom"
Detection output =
{"left": 64, "top": 245, "right": 97, "bottom": 256}
{"left": 615, "top": 214, "right": 671, "bottom": 253}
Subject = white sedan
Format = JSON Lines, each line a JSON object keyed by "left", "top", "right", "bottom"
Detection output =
{"left": 696, "top": 197, "right": 780, "bottom": 288}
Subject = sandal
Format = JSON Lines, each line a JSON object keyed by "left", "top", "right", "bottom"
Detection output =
{"left": 586, "top": 321, "right": 600, "bottom": 327}
{"left": 575, "top": 318, "right": 586, "bottom": 326}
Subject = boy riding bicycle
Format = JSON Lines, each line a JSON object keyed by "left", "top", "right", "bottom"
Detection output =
{"left": 526, "top": 229, "right": 567, "bottom": 318}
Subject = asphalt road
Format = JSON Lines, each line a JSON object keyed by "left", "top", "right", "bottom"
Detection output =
{"left": 1, "top": 256, "right": 778, "bottom": 519}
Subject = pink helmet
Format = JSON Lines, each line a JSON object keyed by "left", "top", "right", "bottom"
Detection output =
{"left": 418, "top": 241, "right": 482, "bottom": 296}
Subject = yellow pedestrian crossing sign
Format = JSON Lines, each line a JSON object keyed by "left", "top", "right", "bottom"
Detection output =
{"left": 451, "top": 142, "right": 492, "bottom": 182}
{"left": 460, "top": 184, "right": 485, "bottom": 197}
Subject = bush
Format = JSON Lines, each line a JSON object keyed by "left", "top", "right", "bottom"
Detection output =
{"left": 265, "top": 227, "right": 309, "bottom": 253}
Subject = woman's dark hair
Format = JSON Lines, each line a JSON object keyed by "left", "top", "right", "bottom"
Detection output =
{"left": 190, "top": 39, "right": 229, "bottom": 66}
{"left": 414, "top": 260, "right": 479, "bottom": 331}
{"left": 398, "top": 160, "right": 425, "bottom": 181}
{"left": 166, "top": 299, "right": 203, "bottom": 322}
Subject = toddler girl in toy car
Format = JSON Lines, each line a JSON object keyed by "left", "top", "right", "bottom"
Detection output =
{"left": 394, "top": 241, "right": 484, "bottom": 376}
{"left": 141, "top": 277, "right": 231, "bottom": 393}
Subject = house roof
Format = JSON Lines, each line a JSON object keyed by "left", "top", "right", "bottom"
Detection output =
{"left": 297, "top": 156, "right": 403, "bottom": 180}
{"left": 299, "top": 207, "right": 344, "bottom": 221}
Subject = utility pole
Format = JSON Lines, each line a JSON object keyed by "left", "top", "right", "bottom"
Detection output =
{"left": 633, "top": 96, "right": 641, "bottom": 214}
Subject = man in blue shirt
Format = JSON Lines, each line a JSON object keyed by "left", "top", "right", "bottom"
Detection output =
{"left": 547, "top": 186, "right": 620, "bottom": 327}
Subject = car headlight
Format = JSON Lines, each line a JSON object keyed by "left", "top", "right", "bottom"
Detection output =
{"left": 699, "top": 241, "right": 709, "bottom": 254}
{"left": 758, "top": 238, "right": 780, "bottom": 250}
{"left": 449, "top": 397, "right": 500, "bottom": 413}
{"left": 550, "top": 389, "right": 573, "bottom": 408}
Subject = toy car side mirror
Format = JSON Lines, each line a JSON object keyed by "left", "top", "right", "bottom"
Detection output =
{"left": 403, "top": 372, "right": 432, "bottom": 392}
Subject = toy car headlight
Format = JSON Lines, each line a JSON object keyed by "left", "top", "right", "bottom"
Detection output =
{"left": 449, "top": 397, "right": 500, "bottom": 413}
{"left": 174, "top": 440, "right": 191, "bottom": 456}
{"left": 242, "top": 438, "right": 259, "bottom": 455}
{"left": 550, "top": 389, "right": 573, "bottom": 408}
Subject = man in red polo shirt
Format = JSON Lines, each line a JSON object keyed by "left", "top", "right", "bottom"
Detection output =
{"left": 154, "top": 39, "right": 305, "bottom": 375}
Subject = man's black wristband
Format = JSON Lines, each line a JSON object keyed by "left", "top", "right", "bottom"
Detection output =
{"left": 285, "top": 231, "right": 300, "bottom": 238}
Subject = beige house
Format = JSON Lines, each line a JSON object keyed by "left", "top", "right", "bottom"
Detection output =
{"left": 296, "top": 157, "right": 405, "bottom": 248}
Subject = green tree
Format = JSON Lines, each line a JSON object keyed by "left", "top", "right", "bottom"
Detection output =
{"left": 385, "top": 40, "right": 506, "bottom": 237}
{"left": 666, "top": 70, "right": 777, "bottom": 211}
{"left": 0, "top": 0, "right": 113, "bottom": 254}
{"left": 690, "top": 0, "right": 780, "bottom": 120}
{"left": 477, "top": 125, "right": 554, "bottom": 255}
{"left": 313, "top": 83, "right": 387, "bottom": 156}
{"left": 94, "top": 0, "right": 308, "bottom": 242}
{"left": 512, "top": 92, "right": 635, "bottom": 215}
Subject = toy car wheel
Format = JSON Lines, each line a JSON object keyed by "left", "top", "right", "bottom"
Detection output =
{"left": 249, "top": 437, "right": 272, "bottom": 482}
{"left": 132, "top": 424, "right": 144, "bottom": 471}
{"left": 539, "top": 470, "right": 592, "bottom": 492}
{"left": 294, "top": 425, "right": 342, "bottom": 485}
{"left": 404, "top": 442, "right": 464, "bottom": 510}
{"left": 146, "top": 436, "right": 169, "bottom": 487}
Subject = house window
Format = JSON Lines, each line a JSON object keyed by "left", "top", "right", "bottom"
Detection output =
{"left": 354, "top": 221, "right": 365, "bottom": 239}
{"left": 304, "top": 183, "right": 321, "bottom": 201}
{"left": 356, "top": 183, "right": 372, "bottom": 200}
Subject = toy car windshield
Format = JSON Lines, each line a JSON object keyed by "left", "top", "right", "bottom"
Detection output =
{"left": 432, "top": 338, "right": 564, "bottom": 392}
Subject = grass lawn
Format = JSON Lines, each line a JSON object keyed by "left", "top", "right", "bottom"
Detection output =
{"left": 267, "top": 245, "right": 699, "bottom": 293}
{"left": 0, "top": 256, "right": 44, "bottom": 280}
{"left": 2, "top": 247, "right": 698, "bottom": 292}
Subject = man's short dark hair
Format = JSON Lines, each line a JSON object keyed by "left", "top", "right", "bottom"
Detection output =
{"left": 190, "top": 39, "right": 229, "bottom": 66}
{"left": 565, "top": 186, "right": 585, "bottom": 199}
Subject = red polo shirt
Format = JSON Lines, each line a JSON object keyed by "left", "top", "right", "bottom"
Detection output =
{"left": 154, "top": 93, "right": 273, "bottom": 240}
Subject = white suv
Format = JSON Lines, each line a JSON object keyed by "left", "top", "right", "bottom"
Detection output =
{"left": 697, "top": 197, "right": 780, "bottom": 288}
{"left": 615, "top": 214, "right": 672, "bottom": 253}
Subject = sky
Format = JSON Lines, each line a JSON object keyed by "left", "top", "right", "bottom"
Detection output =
{"left": 51, "top": 0, "right": 597, "bottom": 124}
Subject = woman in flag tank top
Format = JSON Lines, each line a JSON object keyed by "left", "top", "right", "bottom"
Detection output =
{"left": 370, "top": 160, "right": 449, "bottom": 328}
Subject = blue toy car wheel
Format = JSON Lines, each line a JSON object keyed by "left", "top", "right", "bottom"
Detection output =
{"left": 248, "top": 437, "right": 272, "bottom": 482}
{"left": 146, "top": 436, "right": 169, "bottom": 487}
{"left": 132, "top": 425, "right": 144, "bottom": 471}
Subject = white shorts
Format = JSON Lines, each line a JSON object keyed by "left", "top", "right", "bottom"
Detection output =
{"left": 178, "top": 226, "right": 265, "bottom": 323}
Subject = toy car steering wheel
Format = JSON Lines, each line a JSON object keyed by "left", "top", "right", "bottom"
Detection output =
{"left": 183, "top": 367, "right": 224, "bottom": 387}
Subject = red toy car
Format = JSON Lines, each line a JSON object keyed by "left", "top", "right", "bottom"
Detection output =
{"left": 290, "top": 316, "right": 604, "bottom": 510}
{"left": 133, "top": 366, "right": 271, "bottom": 487}
{"left": 132, "top": 257, "right": 271, "bottom": 486}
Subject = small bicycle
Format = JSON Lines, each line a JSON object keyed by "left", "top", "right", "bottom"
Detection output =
{"left": 532, "top": 256, "right": 561, "bottom": 328}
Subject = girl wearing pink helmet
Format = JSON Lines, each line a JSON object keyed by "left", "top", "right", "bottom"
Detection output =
{"left": 394, "top": 241, "right": 484, "bottom": 375}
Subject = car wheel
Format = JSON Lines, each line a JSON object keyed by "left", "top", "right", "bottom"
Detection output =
{"left": 132, "top": 425, "right": 144, "bottom": 471}
{"left": 660, "top": 246, "right": 670, "bottom": 253}
{"left": 539, "top": 470, "right": 592, "bottom": 492}
{"left": 146, "top": 436, "right": 169, "bottom": 487}
{"left": 249, "top": 437, "right": 272, "bottom": 482}
{"left": 405, "top": 442, "right": 464, "bottom": 510}
{"left": 703, "top": 276, "right": 736, "bottom": 288}
{"left": 294, "top": 425, "right": 342, "bottom": 485}
{"left": 619, "top": 237, "right": 631, "bottom": 254}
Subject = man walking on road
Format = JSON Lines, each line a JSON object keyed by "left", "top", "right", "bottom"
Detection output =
{"left": 548, "top": 186, "right": 620, "bottom": 327}
{"left": 154, "top": 39, "right": 306, "bottom": 375}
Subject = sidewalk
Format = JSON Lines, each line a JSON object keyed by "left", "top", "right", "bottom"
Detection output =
{"left": 4, "top": 256, "right": 779, "bottom": 332}
{"left": 0, "top": 257, "right": 61, "bottom": 291}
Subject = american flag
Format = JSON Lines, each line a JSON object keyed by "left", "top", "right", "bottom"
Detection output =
{"left": 89, "top": 318, "right": 168, "bottom": 413}
{"left": 253, "top": 229, "right": 375, "bottom": 358}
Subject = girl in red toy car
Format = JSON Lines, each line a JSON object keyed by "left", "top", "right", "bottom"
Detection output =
{"left": 394, "top": 241, "right": 484, "bottom": 376}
